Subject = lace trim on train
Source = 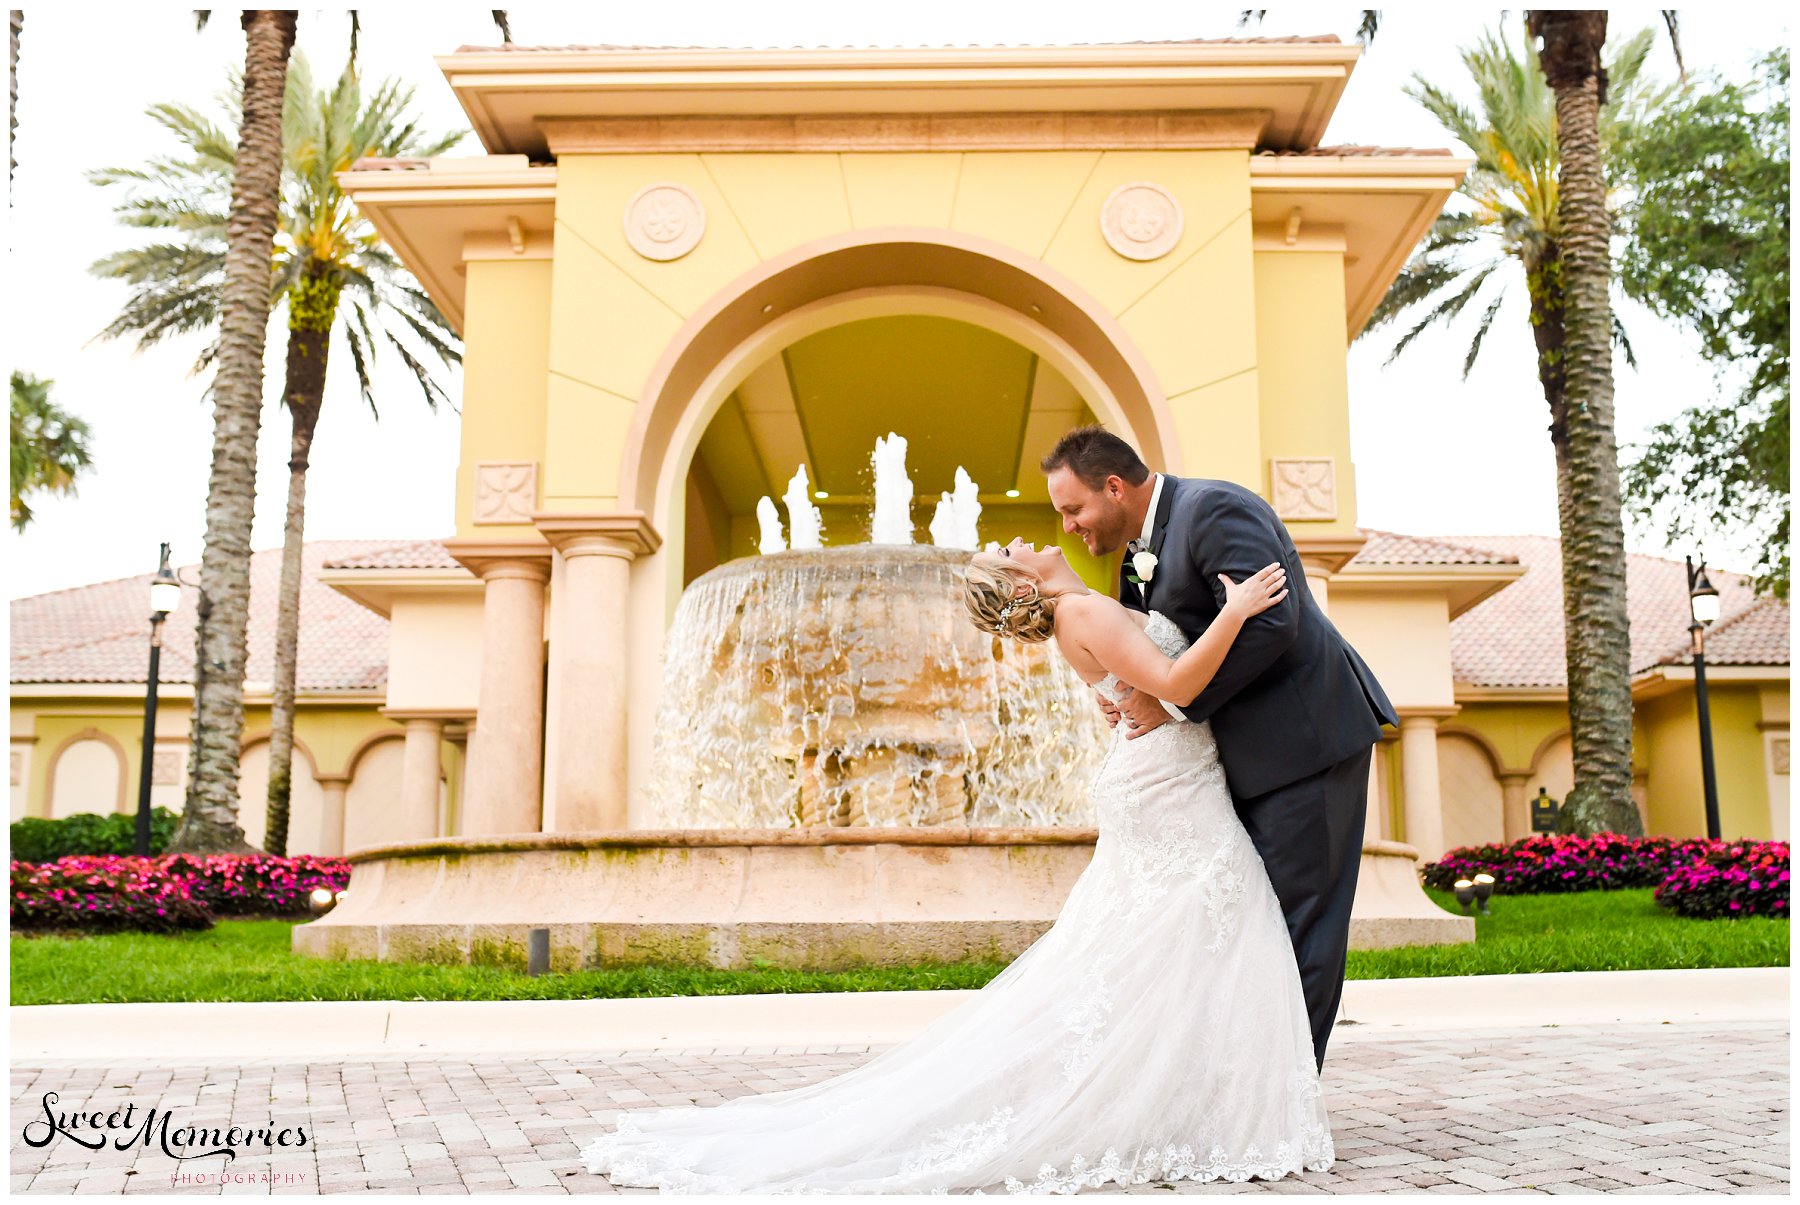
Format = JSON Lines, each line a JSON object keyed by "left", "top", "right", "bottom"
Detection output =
{"left": 986, "top": 1125, "right": 1335, "bottom": 1195}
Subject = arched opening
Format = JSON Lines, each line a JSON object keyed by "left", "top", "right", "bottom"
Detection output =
{"left": 620, "top": 230, "right": 1177, "bottom": 818}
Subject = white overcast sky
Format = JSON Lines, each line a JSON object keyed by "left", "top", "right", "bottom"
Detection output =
{"left": 4, "top": 2, "right": 1789, "bottom": 598}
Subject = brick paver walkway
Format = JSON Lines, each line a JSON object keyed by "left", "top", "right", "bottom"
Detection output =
{"left": 11, "top": 1022, "right": 1787, "bottom": 1194}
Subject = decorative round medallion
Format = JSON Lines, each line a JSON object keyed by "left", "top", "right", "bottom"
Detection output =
{"left": 1100, "top": 182, "right": 1183, "bottom": 261}
{"left": 623, "top": 183, "right": 706, "bottom": 261}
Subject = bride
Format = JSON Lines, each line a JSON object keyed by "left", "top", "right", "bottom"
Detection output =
{"left": 580, "top": 538, "right": 1333, "bottom": 1194}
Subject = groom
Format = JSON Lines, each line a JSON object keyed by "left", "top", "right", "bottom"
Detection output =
{"left": 1041, "top": 427, "right": 1397, "bottom": 1070}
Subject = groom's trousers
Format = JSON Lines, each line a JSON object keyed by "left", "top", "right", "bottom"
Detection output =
{"left": 1232, "top": 743, "right": 1373, "bottom": 1071}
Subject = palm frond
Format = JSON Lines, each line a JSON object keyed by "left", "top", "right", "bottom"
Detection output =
{"left": 1462, "top": 291, "right": 1509, "bottom": 379}
{"left": 1612, "top": 314, "right": 1638, "bottom": 371}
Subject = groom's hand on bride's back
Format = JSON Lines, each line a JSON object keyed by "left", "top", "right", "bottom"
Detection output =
{"left": 1105, "top": 685, "right": 1172, "bottom": 741}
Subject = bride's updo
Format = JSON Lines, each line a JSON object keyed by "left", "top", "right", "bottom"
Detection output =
{"left": 963, "top": 554, "right": 1058, "bottom": 643}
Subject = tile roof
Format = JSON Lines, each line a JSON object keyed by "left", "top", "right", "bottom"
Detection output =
{"left": 10, "top": 541, "right": 419, "bottom": 692}
{"left": 452, "top": 36, "right": 1346, "bottom": 53}
{"left": 1434, "top": 534, "right": 1788, "bottom": 689}
{"left": 1254, "top": 145, "right": 1458, "bottom": 158}
{"left": 1351, "top": 530, "right": 1521, "bottom": 567}
{"left": 324, "top": 540, "right": 461, "bottom": 571}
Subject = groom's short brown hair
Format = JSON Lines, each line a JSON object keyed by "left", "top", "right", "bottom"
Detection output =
{"left": 1041, "top": 426, "right": 1150, "bottom": 490}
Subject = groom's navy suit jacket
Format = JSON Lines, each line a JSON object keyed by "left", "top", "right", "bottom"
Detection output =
{"left": 1118, "top": 474, "right": 1397, "bottom": 800}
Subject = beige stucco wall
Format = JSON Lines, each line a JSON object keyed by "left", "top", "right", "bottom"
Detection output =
{"left": 385, "top": 593, "right": 486, "bottom": 713}
{"left": 1327, "top": 589, "right": 1456, "bottom": 711}
{"left": 9, "top": 698, "right": 407, "bottom": 855}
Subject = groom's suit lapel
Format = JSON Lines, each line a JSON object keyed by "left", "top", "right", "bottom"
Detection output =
{"left": 1140, "top": 473, "right": 1179, "bottom": 606}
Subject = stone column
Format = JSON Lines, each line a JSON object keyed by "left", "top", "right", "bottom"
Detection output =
{"left": 315, "top": 774, "right": 349, "bottom": 856}
{"left": 388, "top": 713, "right": 446, "bottom": 842}
{"left": 535, "top": 513, "right": 661, "bottom": 832}
{"left": 1499, "top": 771, "right": 1532, "bottom": 842}
{"left": 1399, "top": 713, "right": 1447, "bottom": 861}
{"left": 451, "top": 548, "right": 552, "bottom": 835}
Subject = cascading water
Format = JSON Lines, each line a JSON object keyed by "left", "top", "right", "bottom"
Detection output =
{"left": 644, "top": 546, "right": 1109, "bottom": 828}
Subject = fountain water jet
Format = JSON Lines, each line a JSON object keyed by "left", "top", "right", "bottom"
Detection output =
{"left": 756, "top": 497, "right": 786, "bottom": 554}
{"left": 870, "top": 433, "right": 914, "bottom": 545}
{"left": 783, "top": 466, "right": 824, "bottom": 550}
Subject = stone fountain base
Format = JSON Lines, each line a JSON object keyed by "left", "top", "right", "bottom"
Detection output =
{"left": 293, "top": 830, "right": 1471, "bottom": 970}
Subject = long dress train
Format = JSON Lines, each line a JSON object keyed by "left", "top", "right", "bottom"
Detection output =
{"left": 580, "top": 611, "right": 1333, "bottom": 1194}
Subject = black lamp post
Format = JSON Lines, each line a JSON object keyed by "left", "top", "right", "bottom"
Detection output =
{"left": 134, "top": 544, "right": 183, "bottom": 857}
{"left": 1686, "top": 555, "right": 1722, "bottom": 841}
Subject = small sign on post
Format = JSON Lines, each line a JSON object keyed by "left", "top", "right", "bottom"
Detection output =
{"left": 1529, "top": 787, "right": 1561, "bottom": 834}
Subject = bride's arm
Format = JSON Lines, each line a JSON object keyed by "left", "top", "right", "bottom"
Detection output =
{"left": 1059, "top": 565, "right": 1288, "bottom": 707}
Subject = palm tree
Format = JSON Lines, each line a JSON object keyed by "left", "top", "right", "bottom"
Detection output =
{"left": 10, "top": 372, "right": 94, "bottom": 530}
{"left": 1365, "top": 21, "right": 1658, "bottom": 836}
{"left": 1520, "top": 9, "right": 1642, "bottom": 835}
{"left": 90, "top": 54, "right": 463, "bottom": 853}
{"left": 159, "top": 10, "right": 296, "bottom": 854}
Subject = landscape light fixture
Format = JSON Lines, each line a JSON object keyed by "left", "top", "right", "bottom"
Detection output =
{"left": 1471, "top": 873, "right": 1495, "bottom": 915}
{"left": 1686, "top": 555, "right": 1723, "bottom": 839}
{"left": 1453, "top": 879, "right": 1476, "bottom": 914}
{"left": 134, "top": 544, "right": 183, "bottom": 856}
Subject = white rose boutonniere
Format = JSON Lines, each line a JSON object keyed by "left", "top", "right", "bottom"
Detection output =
{"left": 1129, "top": 550, "right": 1158, "bottom": 584}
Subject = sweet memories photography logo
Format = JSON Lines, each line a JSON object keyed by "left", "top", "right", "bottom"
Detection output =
{"left": 21, "top": 1090, "right": 312, "bottom": 1164}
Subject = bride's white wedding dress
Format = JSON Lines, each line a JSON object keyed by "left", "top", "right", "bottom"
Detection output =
{"left": 580, "top": 611, "right": 1332, "bottom": 1194}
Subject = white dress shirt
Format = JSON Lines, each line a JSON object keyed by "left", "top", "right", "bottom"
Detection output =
{"left": 1126, "top": 474, "right": 1188, "bottom": 724}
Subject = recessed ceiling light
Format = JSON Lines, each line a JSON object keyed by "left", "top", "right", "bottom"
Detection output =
{"left": 761, "top": 303, "right": 774, "bottom": 313}
{"left": 1005, "top": 489, "right": 1021, "bottom": 498}
{"left": 814, "top": 490, "right": 828, "bottom": 499}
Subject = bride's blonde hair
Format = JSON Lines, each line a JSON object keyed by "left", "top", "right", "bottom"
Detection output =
{"left": 963, "top": 554, "right": 1058, "bottom": 644}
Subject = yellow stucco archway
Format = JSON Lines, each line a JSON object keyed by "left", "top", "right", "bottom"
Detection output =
{"left": 616, "top": 229, "right": 1180, "bottom": 819}
{"left": 619, "top": 227, "right": 1181, "bottom": 542}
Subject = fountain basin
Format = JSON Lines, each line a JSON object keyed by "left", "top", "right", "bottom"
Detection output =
{"left": 292, "top": 833, "right": 1471, "bottom": 969}
{"left": 293, "top": 828, "right": 1097, "bottom": 971}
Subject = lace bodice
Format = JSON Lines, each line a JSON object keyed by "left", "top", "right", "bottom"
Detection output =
{"left": 1093, "top": 611, "right": 1189, "bottom": 704}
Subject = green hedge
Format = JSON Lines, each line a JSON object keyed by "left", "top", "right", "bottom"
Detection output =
{"left": 9, "top": 808, "right": 180, "bottom": 862}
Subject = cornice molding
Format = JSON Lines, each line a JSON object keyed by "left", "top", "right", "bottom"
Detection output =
{"left": 541, "top": 109, "right": 1270, "bottom": 154}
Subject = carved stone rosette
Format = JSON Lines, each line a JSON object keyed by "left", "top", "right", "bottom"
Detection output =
{"left": 1100, "top": 182, "right": 1183, "bottom": 261}
{"left": 624, "top": 182, "right": 706, "bottom": 261}
{"left": 1270, "top": 457, "right": 1338, "bottom": 522}
{"left": 474, "top": 462, "right": 539, "bottom": 525}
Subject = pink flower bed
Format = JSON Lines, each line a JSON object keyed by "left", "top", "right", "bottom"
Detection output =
{"left": 1654, "top": 841, "right": 1790, "bottom": 919}
{"left": 1423, "top": 834, "right": 1789, "bottom": 921}
{"left": 1422, "top": 834, "right": 1719, "bottom": 894}
{"left": 11, "top": 854, "right": 352, "bottom": 934}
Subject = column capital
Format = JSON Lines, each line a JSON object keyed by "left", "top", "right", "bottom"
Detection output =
{"left": 313, "top": 773, "right": 351, "bottom": 789}
{"left": 531, "top": 511, "right": 663, "bottom": 561}
{"left": 442, "top": 539, "right": 553, "bottom": 583}
{"left": 1396, "top": 706, "right": 1460, "bottom": 727}
{"left": 379, "top": 708, "right": 472, "bottom": 724}
{"left": 1291, "top": 535, "right": 1368, "bottom": 575}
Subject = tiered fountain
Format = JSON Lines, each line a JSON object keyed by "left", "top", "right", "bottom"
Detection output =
{"left": 296, "top": 435, "right": 1114, "bottom": 971}
{"left": 647, "top": 436, "right": 1105, "bottom": 831}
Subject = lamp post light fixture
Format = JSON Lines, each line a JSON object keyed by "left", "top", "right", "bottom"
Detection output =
{"left": 1471, "top": 872, "right": 1496, "bottom": 916}
{"left": 307, "top": 888, "right": 337, "bottom": 918}
{"left": 1453, "top": 878, "right": 1476, "bottom": 915}
{"left": 134, "top": 544, "right": 183, "bottom": 857}
{"left": 1687, "top": 555, "right": 1723, "bottom": 840}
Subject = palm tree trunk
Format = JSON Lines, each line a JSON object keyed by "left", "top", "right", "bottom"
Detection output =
{"left": 172, "top": 10, "right": 296, "bottom": 854}
{"left": 1531, "top": 10, "right": 1643, "bottom": 836}
{"left": 264, "top": 264, "right": 336, "bottom": 856}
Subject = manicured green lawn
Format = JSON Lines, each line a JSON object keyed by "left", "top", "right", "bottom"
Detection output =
{"left": 10, "top": 888, "right": 1786, "bottom": 1005}
{"left": 1347, "top": 887, "right": 1789, "bottom": 979}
